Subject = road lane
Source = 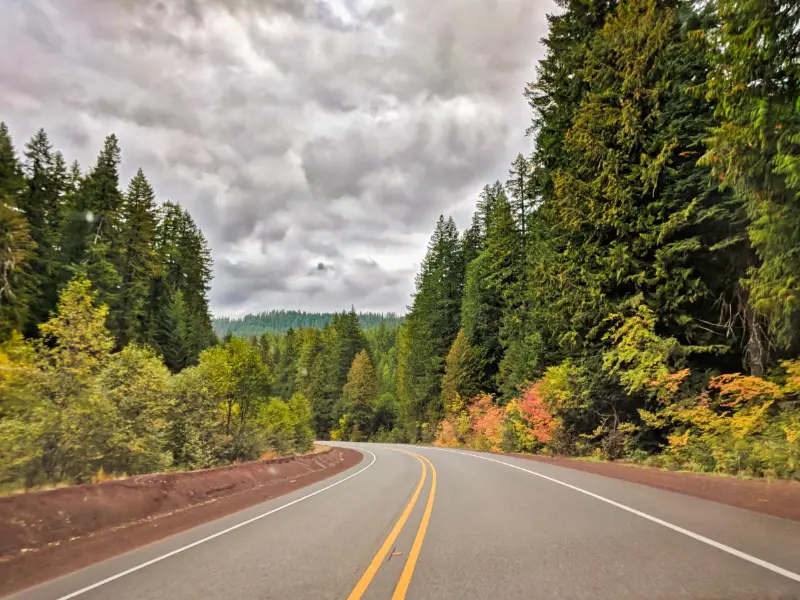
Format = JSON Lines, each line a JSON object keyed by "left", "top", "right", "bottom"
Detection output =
{"left": 8, "top": 447, "right": 428, "bottom": 600}
{"left": 347, "top": 449, "right": 435, "bottom": 600}
{"left": 396, "top": 444, "right": 800, "bottom": 600}
{"left": 7, "top": 443, "right": 800, "bottom": 600}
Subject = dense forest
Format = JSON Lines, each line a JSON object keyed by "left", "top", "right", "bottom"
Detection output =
{"left": 213, "top": 310, "right": 404, "bottom": 338}
{"left": 252, "top": 0, "right": 800, "bottom": 479}
{"left": 0, "top": 128, "right": 313, "bottom": 490}
{"left": 1, "top": 0, "right": 799, "bottom": 488}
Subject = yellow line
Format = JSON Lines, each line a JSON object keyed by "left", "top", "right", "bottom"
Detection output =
{"left": 392, "top": 453, "right": 437, "bottom": 600}
{"left": 346, "top": 451, "right": 427, "bottom": 600}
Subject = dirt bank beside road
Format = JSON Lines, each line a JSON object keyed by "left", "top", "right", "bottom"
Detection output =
{"left": 0, "top": 446, "right": 362, "bottom": 596}
{"left": 515, "top": 453, "right": 800, "bottom": 522}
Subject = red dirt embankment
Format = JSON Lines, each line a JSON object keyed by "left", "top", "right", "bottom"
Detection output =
{"left": 515, "top": 454, "right": 800, "bottom": 522}
{"left": 0, "top": 446, "right": 362, "bottom": 595}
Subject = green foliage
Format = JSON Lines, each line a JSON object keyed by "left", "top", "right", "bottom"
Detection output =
{"left": 441, "top": 330, "right": 479, "bottom": 414}
{"left": 341, "top": 349, "right": 379, "bottom": 440}
{"left": 700, "top": 0, "right": 800, "bottom": 349}
{"left": 20, "top": 129, "right": 66, "bottom": 334}
{"left": 258, "top": 394, "right": 315, "bottom": 456}
{"left": 0, "top": 278, "right": 310, "bottom": 491}
{"left": 462, "top": 191, "right": 522, "bottom": 392}
{"left": 116, "top": 169, "right": 162, "bottom": 346}
{"left": 288, "top": 392, "right": 315, "bottom": 453}
{"left": 0, "top": 123, "right": 214, "bottom": 364}
{"left": 397, "top": 216, "right": 464, "bottom": 438}
{"left": 0, "top": 123, "right": 35, "bottom": 339}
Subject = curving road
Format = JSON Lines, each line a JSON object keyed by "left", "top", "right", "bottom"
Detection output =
{"left": 9, "top": 444, "right": 800, "bottom": 600}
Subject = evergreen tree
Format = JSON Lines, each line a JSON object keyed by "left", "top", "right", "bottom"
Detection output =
{"left": 461, "top": 191, "right": 522, "bottom": 392}
{"left": 397, "top": 216, "right": 464, "bottom": 434}
{"left": 149, "top": 202, "right": 215, "bottom": 364}
{"left": 701, "top": 0, "right": 800, "bottom": 353}
{"left": 62, "top": 134, "right": 123, "bottom": 312}
{"left": 117, "top": 169, "right": 161, "bottom": 345}
{"left": 156, "top": 289, "right": 192, "bottom": 372}
{"left": 20, "top": 129, "right": 66, "bottom": 332}
{"left": 461, "top": 212, "right": 484, "bottom": 268}
{"left": 526, "top": 0, "right": 618, "bottom": 207}
{"left": 341, "top": 349, "right": 378, "bottom": 439}
{"left": 0, "top": 123, "right": 34, "bottom": 339}
{"left": 274, "top": 328, "right": 299, "bottom": 399}
{"left": 441, "top": 330, "right": 479, "bottom": 414}
{"left": 332, "top": 308, "right": 368, "bottom": 392}
{"left": 506, "top": 153, "right": 534, "bottom": 241}
{"left": 549, "top": 0, "right": 747, "bottom": 360}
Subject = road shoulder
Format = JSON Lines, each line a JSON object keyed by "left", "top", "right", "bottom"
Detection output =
{"left": 496, "top": 451, "right": 800, "bottom": 522}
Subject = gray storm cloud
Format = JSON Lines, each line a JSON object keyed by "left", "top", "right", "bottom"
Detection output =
{"left": 0, "top": 0, "right": 552, "bottom": 316}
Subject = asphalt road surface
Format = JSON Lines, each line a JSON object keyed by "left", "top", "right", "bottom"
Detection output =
{"left": 9, "top": 444, "right": 800, "bottom": 600}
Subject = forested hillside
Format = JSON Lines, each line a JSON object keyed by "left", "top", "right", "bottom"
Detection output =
{"left": 255, "top": 0, "right": 800, "bottom": 479}
{"left": 0, "top": 128, "right": 313, "bottom": 490}
{"left": 213, "top": 310, "right": 404, "bottom": 337}
{"left": 0, "top": 126, "right": 215, "bottom": 367}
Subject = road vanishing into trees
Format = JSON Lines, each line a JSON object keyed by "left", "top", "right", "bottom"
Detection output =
{"left": 10, "top": 444, "right": 800, "bottom": 600}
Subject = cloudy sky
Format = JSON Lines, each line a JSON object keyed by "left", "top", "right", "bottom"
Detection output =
{"left": 1, "top": 0, "right": 553, "bottom": 317}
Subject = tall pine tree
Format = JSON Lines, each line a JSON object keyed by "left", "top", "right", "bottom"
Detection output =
{"left": 0, "top": 123, "right": 35, "bottom": 339}
{"left": 20, "top": 129, "right": 67, "bottom": 333}
{"left": 701, "top": 0, "right": 800, "bottom": 354}
{"left": 117, "top": 168, "right": 161, "bottom": 345}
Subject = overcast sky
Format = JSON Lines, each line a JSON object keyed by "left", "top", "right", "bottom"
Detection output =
{"left": 1, "top": 0, "right": 553, "bottom": 317}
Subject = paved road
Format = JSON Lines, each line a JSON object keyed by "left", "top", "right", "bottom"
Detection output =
{"left": 9, "top": 444, "right": 800, "bottom": 600}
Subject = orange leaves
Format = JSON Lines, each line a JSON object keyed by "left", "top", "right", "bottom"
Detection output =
{"left": 434, "top": 393, "right": 505, "bottom": 451}
{"left": 650, "top": 368, "right": 690, "bottom": 396}
{"left": 707, "top": 373, "right": 782, "bottom": 407}
{"left": 435, "top": 382, "right": 561, "bottom": 454}
{"left": 517, "top": 382, "right": 556, "bottom": 444}
{"left": 469, "top": 394, "right": 505, "bottom": 450}
{"left": 434, "top": 419, "right": 461, "bottom": 448}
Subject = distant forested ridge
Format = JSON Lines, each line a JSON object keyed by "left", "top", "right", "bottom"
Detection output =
{"left": 213, "top": 310, "right": 404, "bottom": 337}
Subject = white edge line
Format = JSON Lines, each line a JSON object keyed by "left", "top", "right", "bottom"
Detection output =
{"left": 427, "top": 447, "right": 800, "bottom": 584}
{"left": 54, "top": 449, "right": 378, "bottom": 600}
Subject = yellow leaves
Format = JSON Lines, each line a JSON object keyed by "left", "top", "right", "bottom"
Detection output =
{"left": 785, "top": 425, "right": 800, "bottom": 445}
{"left": 780, "top": 360, "right": 800, "bottom": 395}
{"left": 667, "top": 430, "right": 690, "bottom": 448}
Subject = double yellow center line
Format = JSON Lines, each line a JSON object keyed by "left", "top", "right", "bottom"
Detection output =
{"left": 346, "top": 449, "right": 437, "bottom": 600}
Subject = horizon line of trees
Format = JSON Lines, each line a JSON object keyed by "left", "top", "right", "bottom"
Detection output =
{"left": 213, "top": 310, "right": 404, "bottom": 338}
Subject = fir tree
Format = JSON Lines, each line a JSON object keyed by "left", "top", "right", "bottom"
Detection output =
{"left": 506, "top": 153, "right": 534, "bottom": 241}
{"left": 701, "top": 0, "right": 800, "bottom": 353}
{"left": 342, "top": 349, "right": 378, "bottom": 438}
{"left": 441, "top": 330, "right": 479, "bottom": 414}
{"left": 20, "top": 130, "right": 67, "bottom": 332}
{"left": 62, "top": 134, "right": 123, "bottom": 313}
{"left": 0, "top": 123, "right": 34, "bottom": 339}
{"left": 117, "top": 168, "right": 161, "bottom": 345}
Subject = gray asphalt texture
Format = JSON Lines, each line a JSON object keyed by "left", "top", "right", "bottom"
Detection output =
{"left": 8, "top": 443, "right": 800, "bottom": 600}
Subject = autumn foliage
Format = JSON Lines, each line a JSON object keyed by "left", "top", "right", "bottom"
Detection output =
{"left": 435, "top": 393, "right": 505, "bottom": 451}
{"left": 435, "top": 384, "right": 558, "bottom": 453}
